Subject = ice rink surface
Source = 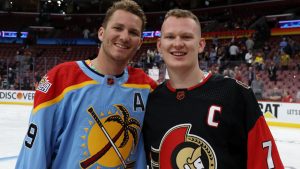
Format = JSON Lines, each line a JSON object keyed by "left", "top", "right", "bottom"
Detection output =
{"left": 0, "top": 104, "right": 299, "bottom": 169}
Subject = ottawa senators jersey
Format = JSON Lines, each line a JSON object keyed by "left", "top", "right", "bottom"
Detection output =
{"left": 143, "top": 73, "right": 284, "bottom": 169}
{"left": 16, "top": 60, "right": 157, "bottom": 169}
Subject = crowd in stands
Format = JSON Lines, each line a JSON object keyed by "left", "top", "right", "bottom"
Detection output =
{"left": 1, "top": 2, "right": 300, "bottom": 102}
{"left": 0, "top": 47, "right": 40, "bottom": 90}
{"left": 127, "top": 34, "right": 300, "bottom": 102}
{"left": 1, "top": 34, "right": 300, "bottom": 102}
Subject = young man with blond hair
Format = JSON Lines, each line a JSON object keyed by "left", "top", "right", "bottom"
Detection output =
{"left": 143, "top": 9, "right": 283, "bottom": 169}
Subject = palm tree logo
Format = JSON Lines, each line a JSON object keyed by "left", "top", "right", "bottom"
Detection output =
{"left": 80, "top": 104, "right": 140, "bottom": 169}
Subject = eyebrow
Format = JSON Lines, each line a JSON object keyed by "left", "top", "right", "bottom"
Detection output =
{"left": 162, "top": 31, "right": 194, "bottom": 36}
{"left": 113, "top": 23, "right": 141, "bottom": 34}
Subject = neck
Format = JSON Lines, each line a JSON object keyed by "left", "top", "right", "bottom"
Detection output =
{"left": 92, "top": 50, "right": 127, "bottom": 75}
{"left": 167, "top": 66, "right": 205, "bottom": 89}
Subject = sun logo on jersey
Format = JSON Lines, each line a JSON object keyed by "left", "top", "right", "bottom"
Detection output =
{"left": 80, "top": 104, "right": 140, "bottom": 169}
{"left": 151, "top": 124, "right": 217, "bottom": 169}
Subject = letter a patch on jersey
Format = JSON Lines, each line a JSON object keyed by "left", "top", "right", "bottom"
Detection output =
{"left": 134, "top": 92, "right": 145, "bottom": 111}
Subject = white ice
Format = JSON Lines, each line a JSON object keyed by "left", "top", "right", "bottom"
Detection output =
{"left": 0, "top": 104, "right": 299, "bottom": 169}
{"left": 0, "top": 104, "right": 32, "bottom": 169}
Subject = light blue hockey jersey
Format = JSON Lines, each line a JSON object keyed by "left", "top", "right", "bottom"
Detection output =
{"left": 15, "top": 60, "right": 156, "bottom": 169}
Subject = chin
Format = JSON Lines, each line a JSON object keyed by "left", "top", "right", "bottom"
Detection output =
{"left": 168, "top": 64, "right": 189, "bottom": 70}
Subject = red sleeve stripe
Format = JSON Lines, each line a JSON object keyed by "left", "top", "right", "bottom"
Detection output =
{"left": 247, "top": 116, "right": 284, "bottom": 169}
{"left": 32, "top": 80, "right": 99, "bottom": 114}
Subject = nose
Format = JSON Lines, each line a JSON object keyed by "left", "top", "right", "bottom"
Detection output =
{"left": 119, "top": 30, "right": 130, "bottom": 42}
{"left": 173, "top": 37, "right": 184, "bottom": 49}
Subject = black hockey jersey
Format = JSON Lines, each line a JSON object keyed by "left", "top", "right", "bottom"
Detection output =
{"left": 143, "top": 73, "right": 283, "bottom": 169}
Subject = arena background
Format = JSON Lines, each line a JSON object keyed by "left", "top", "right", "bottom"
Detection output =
{"left": 0, "top": 0, "right": 300, "bottom": 168}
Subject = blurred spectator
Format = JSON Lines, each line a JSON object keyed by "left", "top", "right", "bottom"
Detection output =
{"left": 216, "top": 46, "right": 226, "bottom": 67}
{"left": 222, "top": 67, "right": 234, "bottom": 78}
{"left": 82, "top": 28, "right": 90, "bottom": 39}
{"left": 208, "top": 45, "right": 217, "bottom": 66}
{"left": 229, "top": 42, "right": 240, "bottom": 62}
{"left": 245, "top": 36, "right": 254, "bottom": 51}
{"left": 8, "top": 67, "right": 15, "bottom": 88}
{"left": 279, "top": 37, "right": 287, "bottom": 52}
{"left": 153, "top": 49, "right": 162, "bottom": 68}
{"left": 212, "top": 35, "right": 219, "bottom": 47}
{"left": 272, "top": 49, "right": 281, "bottom": 67}
{"left": 146, "top": 49, "right": 154, "bottom": 68}
{"left": 15, "top": 50, "right": 25, "bottom": 64}
{"left": 27, "top": 52, "right": 34, "bottom": 71}
{"left": 210, "top": 65, "right": 220, "bottom": 75}
{"left": 23, "top": 72, "right": 31, "bottom": 90}
{"left": 287, "top": 37, "right": 296, "bottom": 57}
{"left": 268, "top": 86, "right": 282, "bottom": 101}
{"left": 253, "top": 51, "right": 264, "bottom": 70}
{"left": 296, "top": 60, "right": 300, "bottom": 72}
{"left": 284, "top": 37, "right": 293, "bottom": 56}
{"left": 281, "top": 90, "right": 293, "bottom": 102}
{"left": 233, "top": 65, "right": 242, "bottom": 81}
{"left": 267, "top": 61, "right": 278, "bottom": 84}
{"left": 280, "top": 50, "right": 290, "bottom": 70}
{"left": 262, "top": 42, "right": 271, "bottom": 58}
{"left": 251, "top": 74, "right": 264, "bottom": 100}
{"left": 244, "top": 49, "right": 253, "bottom": 66}
{"left": 247, "top": 66, "right": 255, "bottom": 86}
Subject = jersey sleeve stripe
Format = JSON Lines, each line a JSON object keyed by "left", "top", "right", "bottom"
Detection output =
{"left": 33, "top": 80, "right": 99, "bottom": 114}
{"left": 247, "top": 116, "right": 284, "bottom": 169}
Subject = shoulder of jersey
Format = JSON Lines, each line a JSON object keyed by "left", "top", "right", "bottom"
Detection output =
{"left": 127, "top": 66, "right": 158, "bottom": 90}
{"left": 211, "top": 74, "right": 250, "bottom": 89}
{"left": 34, "top": 61, "right": 95, "bottom": 108}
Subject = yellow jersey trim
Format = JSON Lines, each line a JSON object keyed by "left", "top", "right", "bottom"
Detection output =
{"left": 33, "top": 80, "right": 99, "bottom": 114}
{"left": 122, "top": 84, "right": 153, "bottom": 91}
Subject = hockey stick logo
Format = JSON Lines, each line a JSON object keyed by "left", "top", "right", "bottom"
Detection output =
{"left": 80, "top": 105, "right": 140, "bottom": 168}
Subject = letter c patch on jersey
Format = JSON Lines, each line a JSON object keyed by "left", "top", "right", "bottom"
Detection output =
{"left": 207, "top": 105, "right": 222, "bottom": 128}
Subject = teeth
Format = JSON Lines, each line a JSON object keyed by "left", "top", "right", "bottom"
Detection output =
{"left": 115, "top": 43, "right": 128, "bottom": 49}
{"left": 171, "top": 52, "right": 185, "bottom": 56}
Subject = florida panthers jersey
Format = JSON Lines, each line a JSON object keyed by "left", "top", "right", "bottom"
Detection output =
{"left": 16, "top": 60, "right": 156, "bottom": 169}
{"left": 143, "top": 73, "right": 283, "bottom": 169}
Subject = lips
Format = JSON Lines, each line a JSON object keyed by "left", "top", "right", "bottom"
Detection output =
{"left": 170, "top": 51, "right": 187, "bottom": 56}
{"left": 115, "top": 43, "right": 129, "bottom": 49}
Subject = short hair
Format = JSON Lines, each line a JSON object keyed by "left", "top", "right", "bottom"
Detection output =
{"left": 164, "top": 9, "right": 201, "bottom": 34}
{"left": 102, "top": 0, "right": 146, "bottom": 32}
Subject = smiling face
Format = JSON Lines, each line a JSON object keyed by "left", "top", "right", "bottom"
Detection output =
{"left": 157, "top": 16, "right": 205, "bottom": 72}
{"left": 98, "top": 9, "right": 143, "bottom": 66}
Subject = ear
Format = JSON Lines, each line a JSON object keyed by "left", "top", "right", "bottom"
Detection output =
{"left": 156, "top": 38, "right": 161, "bottom": 54}
{"left": 98, "top": 27, "right": 104, "bottom": 42}
{"left": 137, "top": 38, "right": 143, "bottom": 50}
{"left": 198, "top": 38, "right": 206, "bottom": 53}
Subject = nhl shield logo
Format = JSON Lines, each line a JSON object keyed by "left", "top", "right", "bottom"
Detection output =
{"left": 107, "top": 77, "right": 115, "bottom": 85}
{"left": 176, "top": 91, "right": 185, "bottom": 100}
